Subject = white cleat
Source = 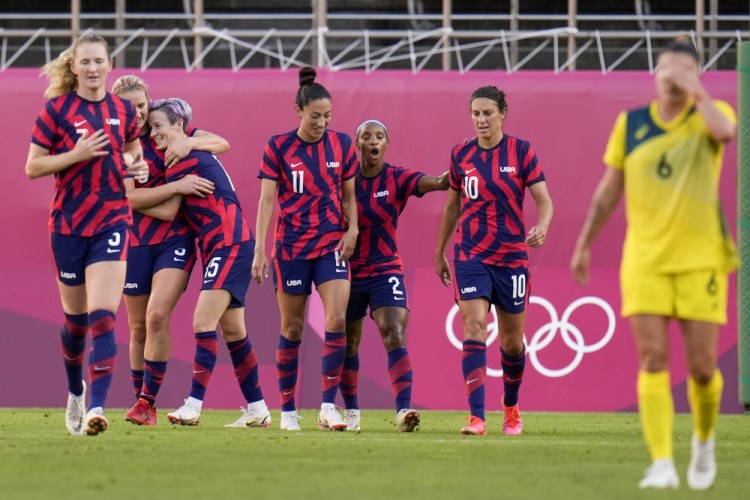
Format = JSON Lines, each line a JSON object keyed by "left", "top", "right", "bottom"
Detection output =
{"left": 225, "top": 404, "right": 272, "bottom": 428}
{"left": 639, "top": 458, "right": 679, "bottom": 489}
{"left": 396, "top": 408, "right": 421, "bottom": 432}
{"left": 318, "top": 404, "right": 347, "bottom": 431}
{"left": 84, "top": 406, "right": 108, "bottom": 436}
{"left": 167, "top": 399, "right": 201, "bottom": 426}
{"left": 688, "top": 435, "right": 716, "bottom": 490}
{"left": 280, "top": 411, "right": 302, "bottom": 431}
{"left": 344, "top": 409, "right": 361, "bottom": 431}
{"left": 65, "top": 381, "right": 86, "bottom": 436}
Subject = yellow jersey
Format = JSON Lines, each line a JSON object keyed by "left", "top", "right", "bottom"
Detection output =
{"left": 603, "top": 99, "right": 739, "bottom": 274}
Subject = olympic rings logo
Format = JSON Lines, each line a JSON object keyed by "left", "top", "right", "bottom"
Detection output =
{"left": 444, "top": 295, "right": 616, "bottom": 378}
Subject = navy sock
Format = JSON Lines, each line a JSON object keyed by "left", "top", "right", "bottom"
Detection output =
{"left": 60, "top": 312, "right": 87, "bottom": 396}
{"left": 501, "top": 346, "right": 526, "bottom": 407}
{"left": 189, "top": 331, "right": 218, "bottom": 401}
{"left": 340, "top": 353, "right": 360, "bottom": 409}
{"left": 321, "top": 331, "right": 346, "bottom": 404}
{"left": 228, "top": 336, "right": 263, "bottom": 404}
{"left": 462, "top": 340, "right": 487, "bottom": 420}
{"left": 277, "top": 336, "right": 301, "bottom": 412}
{"left": 387, "top": 347, "right": 413, "bottom": 411}
{"left": 88, "top": 310, "right": 117, "bottom": 410}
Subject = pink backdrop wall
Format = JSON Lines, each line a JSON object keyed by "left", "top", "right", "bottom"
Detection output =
{"left": 0, "top": 69, "right": 741, "bottom": 413}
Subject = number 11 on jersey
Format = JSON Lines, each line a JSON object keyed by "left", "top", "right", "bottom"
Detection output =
{"left": 292, "top": 170, "right": 304, "bottom": 193}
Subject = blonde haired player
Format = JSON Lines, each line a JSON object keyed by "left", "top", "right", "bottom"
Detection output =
{"left": 571, "top": 37, "right": 738, "bottom": 490}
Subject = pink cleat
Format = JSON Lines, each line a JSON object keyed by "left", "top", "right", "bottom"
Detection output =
{"left": 125, "top": 398, "right": 157, "bottom": 426}
{"left": 502, "top": 398, "right": 523, "bottom": 435}
{"left": 460, "top": 415, "right": 487, "bottom": 435}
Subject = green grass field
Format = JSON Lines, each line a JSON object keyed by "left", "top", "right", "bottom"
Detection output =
{"left": 0, "top": 409, "right": 748, "bottom": 499}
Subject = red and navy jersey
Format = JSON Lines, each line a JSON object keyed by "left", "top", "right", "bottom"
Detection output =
{"left": 128, "top": 130, "right": 197, "bottom": 247}
{"left": 259, "top": 129, "right": 358, "bottom": 261}
{"left": 449, "top": 135, "right": 545, "bottom": 267}
{"left": 31, "top": 91, "right": 139, "bottom": 236}
{"left": 166, "top": 151, "right": 251, "bottom": 262}
{"left": 349, "top": 163, "right": 424, "bottom": 279}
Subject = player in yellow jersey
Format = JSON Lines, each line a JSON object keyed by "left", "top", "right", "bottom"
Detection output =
{"left": 570, "top": 37, "right": 738, "bottom": 491}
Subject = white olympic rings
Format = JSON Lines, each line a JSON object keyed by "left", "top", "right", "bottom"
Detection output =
{"left": 444, "top": 295, "right": 616, "bottom": 378}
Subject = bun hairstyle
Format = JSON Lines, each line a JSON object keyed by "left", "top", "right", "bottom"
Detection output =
{"left": 42, "top": 33, "right": 110, "bottom": 99}
{"left": 295, "top": 66, "right": 332, "bottom": 110}
{"left": 662, "top": 35, "right": 700, "bottom": 63}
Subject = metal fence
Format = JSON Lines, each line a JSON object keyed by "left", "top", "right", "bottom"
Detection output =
{"left": 0, "top": 0, "right": 748, "bottom": 73}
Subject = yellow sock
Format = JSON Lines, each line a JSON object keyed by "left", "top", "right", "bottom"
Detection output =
{"left": 688, "top": 369, "right": 723, "bottom": 442}
{"left": 637, "top": 370, "right": 674, "bottom": 461}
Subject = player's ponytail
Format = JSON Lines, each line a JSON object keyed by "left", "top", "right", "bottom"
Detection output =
{"left": 42, "top": 33, "right": 110, "bottom": 99}
{"left": 295, "top": 66, "right": 331, "bottom": 110}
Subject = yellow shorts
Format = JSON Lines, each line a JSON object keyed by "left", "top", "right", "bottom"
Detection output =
{"left": 620, "top": 268, "right": 728, "bottom": 324}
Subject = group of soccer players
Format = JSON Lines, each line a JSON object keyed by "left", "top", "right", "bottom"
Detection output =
{"left": 26, "top": 32, "right": 735, "bottom": 491}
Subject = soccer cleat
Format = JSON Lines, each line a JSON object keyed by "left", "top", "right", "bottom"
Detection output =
{"left": 460, "top": 415, "right": 487, "bottom": 435}
{"left": 318, "top": 404, "right": 347, "bottom": 431}
{"left": 502, "top": 397, "right": 524, "bottom": 435}
{"left": 167, "top": 399, "right": 201, "bottom": 426}
{"left": 85, "top": 407, "right": 108, "bottom": 436}
{"left": 225, "top": 404, "right": 272, "bottom": 428}
{"left": 687, "top": 434, "right": 716, "bottom": 490}
{"left": 639, "top": 459, "right": 679, "bottom": 489}
{"left": 124, "top": 397, "right": 156, "bottom": 426}
{"left": 280, "top": 411, "right": 302, "bottom": 431}
{"left": 344, "top": 409, "right": 361, "bottom": 431}
{"left": 65, "top": 381, "right": 86, "bottom": 436}
{"left": 396, "top": 409, "right": 420, "bottom": 432}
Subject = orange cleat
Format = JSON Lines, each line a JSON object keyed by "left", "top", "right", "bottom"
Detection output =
{"left": 502, "top": 398, "right": 523, "bottom": 435}
{"left": 125, "top": 397, "right": 156, "bottom": 426}
{"left": 460, "top": 415, "right": 487, "bottom": 435}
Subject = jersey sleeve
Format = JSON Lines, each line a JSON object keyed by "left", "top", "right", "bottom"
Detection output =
{"left": 521, "top": 142, "right": 545, "bottom": 186}
{"left": 448, "top": 148, "right": 462, "bottom": 191}
{"left": 602, "top": 111, "right": 627, "bottom": 170}
{"left": 258, "top": 140, "right": 280, "bottom": 181}
{"left": 397, "top": 167, "right": 426, "bottom": 200}
{"left": 342, "top": 135, "right": 358, "bottom": 181}
{"left": 30, "top": 101, "right": 58, "bottom": 150}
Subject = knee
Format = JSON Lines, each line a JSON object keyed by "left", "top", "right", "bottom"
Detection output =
{"left": 638, "top": 348, "right": 669, "bottom": 372}
{"left": 325, "top": 312, "right": 346, "bottom": 334}
{"left": 499, "top": 336, "right": 524, "bottom": 355}
{"left": 689, "top": 361, "right": 716, "bottom": 384}
{"left": 145, "top": 308, "right": 170, "bottom": 336}
{"left": 381, "top": 324, "right": 406, "bottom": 352}
{"left": 129, "top": 322, "right": 147, "bottom": 344}
{"left": 281, "top": 321, "right": 304, "bottom": 342}
{"left": 462, "top": 318, "right": 487, "bottom": 342}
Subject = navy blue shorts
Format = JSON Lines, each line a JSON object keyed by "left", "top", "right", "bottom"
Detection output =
{"left": 124, "top": 235, "right": 196, "bottom": 296}
{"left": 346, "top": 274, "right": 409, "bottom": 323}
{"left": 453, "top": 260, "right": 529, "bottom": 314}
{"left": 201, "top": 240, "right": 254, "bottom": 308}
{"left": 51, "top": 226, "right": 129, "bottom": 286}
{"left": 273, "top": 251, "right": 350, "bottom": 295}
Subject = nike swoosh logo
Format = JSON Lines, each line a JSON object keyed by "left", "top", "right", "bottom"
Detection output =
{"left": 63, "top": 354, "right": 79, "bottom": 361}
{"left": 106, "top": 248, "right": 119, "bottom": 254}
{"left": 466, "top": 168, "right": 476, "bottom": 174}
{"left": 291, "top": 162, "right": 303, "bottom": 168}
{"left": 394, "top": 297, "right": 405, "bottom": 301}
{"left": 326, "top": 375, "right": 338, "bottom": 380}
{"left": 74, "top": 120, "right": 87, "bottom": 127}
{"left": 514, "top": 300, "right": 524, "bottom": 305}
{"left": 193, "top": 370, "right": 205, "bottom": 374}
{"left": 283, "top": 390, "right": 293, "bottom": 395}
{"left": 203, "top": 280, "right": 214, "bottom": 284}
{"left": 174, "top": 258, "right": 185, "bottom": 262}
{"left": 466, "top": 378, "right": 479, "bottom": 384}
{"left": 94, "top": 366, "right": 111, "bottom": 372}
{"left": 336, "top": 269, "right": 348, "bottom": 273}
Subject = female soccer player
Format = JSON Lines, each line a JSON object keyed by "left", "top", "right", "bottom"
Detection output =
{"left": 253, "top": 67, "right": 359, "bottom": 431}
{"left": 339, "top": 119, "right": 448, "bottom": 432}
{"left": 144, "top": 98, "right": 271, "bottom": 428}
{"left": 25, "top": 33, "right": 147, "bottom": 436}
{"left": 112, "top": 75, "right": 228, "bottom": 426}
{"left": 435, "top": 86, "right": 553, "bottom": 436}
{"left": 571, "top": 38, "right": 737, "bottom": 490}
